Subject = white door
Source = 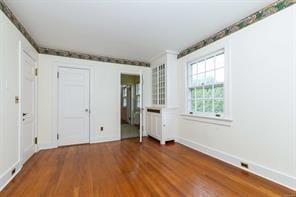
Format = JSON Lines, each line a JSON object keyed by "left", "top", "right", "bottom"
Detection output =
{"left": 139, "top": 74, "right": 144, "bottom": 143}
{"left": 58, "top": 67, "right": 90, "bottom": 146}
{"left": 21, "top": 51, "right": 36, "bottom": 164}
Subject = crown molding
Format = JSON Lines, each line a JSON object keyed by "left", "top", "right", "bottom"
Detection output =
{"left": 38, "top": 47, "right": 150, "bottom": 67}
{"left": 178, "top": 0, "right": 296, "bottom": 59}
{"left": 149, "top": 50, "right": 179, "bottom": 62}
{"left": 0, "top": 0, "right": 150, "bottom": 67}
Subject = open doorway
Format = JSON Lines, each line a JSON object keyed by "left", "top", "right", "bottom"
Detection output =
{"left": 120, "top": 74, "right": 141, "bottom": 140}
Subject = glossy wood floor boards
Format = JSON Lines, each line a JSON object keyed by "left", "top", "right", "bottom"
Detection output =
{"left": 1, "top": 137, "right": 295, "bottom": 197}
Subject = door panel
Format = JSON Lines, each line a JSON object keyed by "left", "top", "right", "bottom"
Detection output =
{"left": 58, "top": 67, "right": 90, "bottom": 146}
{"left": 21, "top": 51, "right": 36, "bottom": 164}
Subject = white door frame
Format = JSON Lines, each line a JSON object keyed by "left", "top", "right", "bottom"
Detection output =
{"left": 19, "top": 42, "right": 38, "bottom": 165}
{"left": 119, "top": 71, "right": 144, "bottom": 142}
{"left": 52, "top": 62, "right": 94, "bottom": 147}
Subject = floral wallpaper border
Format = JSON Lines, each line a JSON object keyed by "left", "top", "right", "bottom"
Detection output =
{"left": 38, "top": 47, "right": 150, "bottom": 67}
{"left": 0, "top": 0, "right": 150, "bottom": 67}
{"left": 178, "top": 0, "right": 296, "bottom": 59}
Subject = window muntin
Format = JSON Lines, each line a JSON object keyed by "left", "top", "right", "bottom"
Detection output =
{"left": 188, "top": 51, "right": 225, "bottom": 116}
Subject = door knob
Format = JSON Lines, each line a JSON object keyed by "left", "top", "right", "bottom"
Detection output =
{"left": 23, "top": 113, "right": 28, "bottom": 117}
{"left": 85, "top": 109, "right": 89, "bottom": 112}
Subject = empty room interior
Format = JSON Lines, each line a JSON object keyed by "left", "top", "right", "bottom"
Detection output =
{"left": 0, "top": 0, "right": 296, "bottom": 196}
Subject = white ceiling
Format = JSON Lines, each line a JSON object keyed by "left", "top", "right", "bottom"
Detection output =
{"left": 4, "top": 0, "right": 274, "bottom": 62}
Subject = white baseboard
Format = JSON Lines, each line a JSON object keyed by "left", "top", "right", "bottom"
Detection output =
{"left": 177, "top": 137, "right": 296, "bottom": 191}
{"left": 0, "top": 161, "right": 22, "bottom": 191}
{"left": 38, "top": 137, "right": 122, "bottom": 150}
{"left": 38, "top": 142, "right": 57, "bottom": 150}
{"left": 90, "top": 136, "right": 120, "bottom": 144}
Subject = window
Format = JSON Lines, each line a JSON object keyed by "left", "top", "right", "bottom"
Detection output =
{"left": 152, "top": 64, "right": 166, "bottom": 105}
{"left": 187, "top": 50, "right": 225, "bottom": 117}
{"left": 122, "top": 87, "right": 127, "bottom": 107}
{"left": 136, "top": 83, "right": 141, "bottom": 108}
{"left": 152, "top": 67, "right": 158, "bottom": 105}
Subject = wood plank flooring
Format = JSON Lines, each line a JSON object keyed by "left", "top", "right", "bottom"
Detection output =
{"left": 0, "top": 137, "right": 295, "bottom": 197}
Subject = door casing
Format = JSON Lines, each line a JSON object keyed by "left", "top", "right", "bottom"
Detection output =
{"left": 119, "top": 71, "right": 144, "bottom": 143}
{"left": 52, "top": 63, "right": 94, "bottom": 147}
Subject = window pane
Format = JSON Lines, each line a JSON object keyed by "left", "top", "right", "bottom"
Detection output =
{"left": 214, "top": 100, "right": 224, "bottom": 113}
{"left": 214, "top": 85, "right": 224, "bottom": 98}
{"left": 196, "top": 100, "right": 203, "bottom": 112}
{"left": 206, "top": 57, "right": 215, "bottom": 71}
{"left": 198, "top": 61, "right": 205, "bottom": 73}
{"left": 205, "top": 100, "right": 213, "bottom": 112}
{"left": 215, "top": 68, "right": 224, "bottom": 83}
{"left": 123, "top": 98, "right": 127, "bottom": 107}
{"left": 192, "top": 75, "right": 198, "bottom": 86}
{"left": 191, "top": 63, "right": 197, "bottom": 75}
{"left": 196, "top": 88, "right": 203, "bottom": 98}
{"left": 197, "top": 73, "right": 205, "bottom": 86}
{"left": 216, "top": 53, "right": 224, "bottom": 69}
{"left": 205, "top": 71, "right": 215, "bottom": 85}
{"left": 204, "top": 87, "right": 213, "bottom": 98}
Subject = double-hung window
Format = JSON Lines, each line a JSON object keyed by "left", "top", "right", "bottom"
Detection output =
{"left": 187, "top": 50, "right": 225, "bottom": 117}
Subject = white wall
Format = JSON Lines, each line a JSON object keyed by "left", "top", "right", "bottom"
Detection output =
{"left": 38, "top": 54, "right": 151, "bottom": 149}
{"left": 177, "top": 5, "right": 296, "bottom": 189}
{"left": 0, "top": 10, "right": 38, "bottom": 190}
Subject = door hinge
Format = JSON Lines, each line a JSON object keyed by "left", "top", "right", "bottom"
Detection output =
{"left": 34, "top": 137, "right": 38, "bottom": 144}
{"left": 15, "top": 96, "right": 19, "bottom": 104}
{"left": 57, "top": 72, "right": 59, "bottom": 78}
{"left": 57, "top": 133, "right": 59, "bottom": 140}
{"left": 34, "top": 68, "right": 38, "bottom": 76}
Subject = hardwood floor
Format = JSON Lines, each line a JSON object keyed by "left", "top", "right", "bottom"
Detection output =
{"left": 1, "top": 137, "right": 295, "bottom": 197}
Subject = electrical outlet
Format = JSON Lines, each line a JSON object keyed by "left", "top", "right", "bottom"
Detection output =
{"left": 240, "top": 162, "right": 249, "bottom": 169}
{"left": 100, "top": 127, "right": 103, "bottom": 131}
{"left": 11, "top": 168, "right": 16, "bottom": 175}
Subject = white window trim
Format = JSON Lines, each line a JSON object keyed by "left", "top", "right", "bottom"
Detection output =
{"left": 183, "top": 39, "right": 232, "bottom": 124}
{"left": 180, "top": 113, "right": 233, "bottom": 126}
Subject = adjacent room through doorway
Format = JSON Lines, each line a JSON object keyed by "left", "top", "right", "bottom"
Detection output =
{"left": 120, "top": 74, "right": 141, "bottom": 139}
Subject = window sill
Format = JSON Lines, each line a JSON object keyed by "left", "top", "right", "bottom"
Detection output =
{"left": 180, "top": 113, "right": 233, "bottom": 126}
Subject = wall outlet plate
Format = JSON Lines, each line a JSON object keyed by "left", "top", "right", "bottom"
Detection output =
{"left": 241, "top": 162, "right": 249, "bottom": 169}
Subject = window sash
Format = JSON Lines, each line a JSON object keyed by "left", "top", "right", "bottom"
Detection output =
{"left": 187, "top": 50, "right": 225, "bottom": 116}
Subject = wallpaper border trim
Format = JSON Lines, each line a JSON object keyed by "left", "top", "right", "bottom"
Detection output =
{"left": 38, "top": 47, "right": 150, "bottom": 67}
{"left": 177, "top": 0, "right": 296, "bottom": 59}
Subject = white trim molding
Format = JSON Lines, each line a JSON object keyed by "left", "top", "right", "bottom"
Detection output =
{"left": 90, "top": 136, "right": 120, "bottom": 144}
{"left": 177, "top": 137, "right": 296, "bottom": 190}
{"left": 180, "top": 113, "right": 232, "bottom": 126}
{"left": 52, "top": 61, "right": 95, "bottom": 147}
{"left": 0, "top": 161, "right": 22, "bottom": 191}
